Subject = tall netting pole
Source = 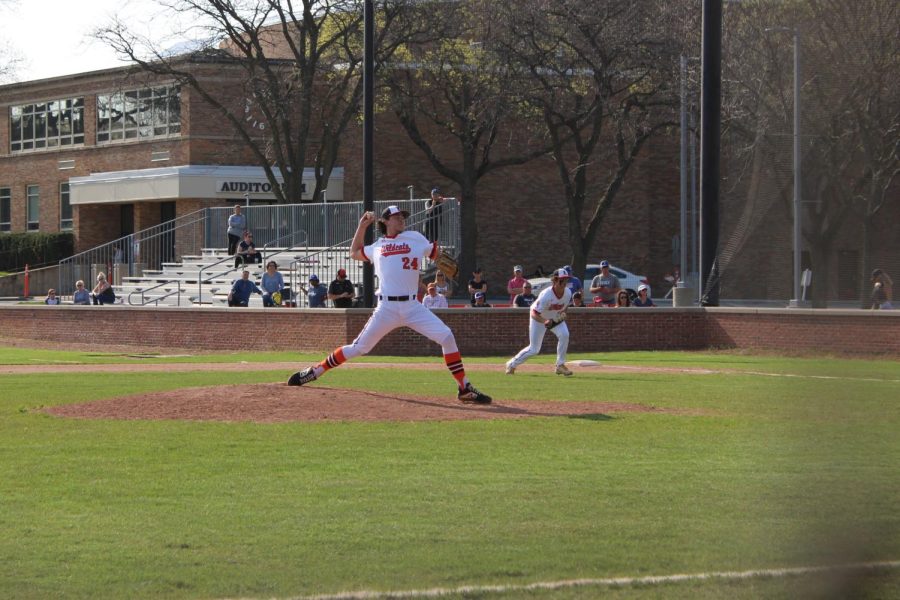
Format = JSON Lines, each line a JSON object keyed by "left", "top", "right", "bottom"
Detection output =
{"left": 363, "top": 0, "right": 375, "bottom": 307}
{"left": 700, "top": 0, "right": 723, "bottom": 307}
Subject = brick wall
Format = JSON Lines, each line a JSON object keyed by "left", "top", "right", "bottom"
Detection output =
{"left": 1, "top": 306, "right": 896, "bottom": 356}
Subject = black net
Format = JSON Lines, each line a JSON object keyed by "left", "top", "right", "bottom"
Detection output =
{"left": 696, "top": 0, "right": 899, "bottom": 307}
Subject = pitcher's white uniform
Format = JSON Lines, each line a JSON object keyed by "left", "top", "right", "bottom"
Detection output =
{"left": 507, "top": 284, "right": 572, "bottom": 370}
{"left": 288, "top": 205, "right": 491, "bottom": 404}
{"left": 343, "top": 231, "right": 454, "bottom": 357}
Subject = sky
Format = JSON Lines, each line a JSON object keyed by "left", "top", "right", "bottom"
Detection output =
{"left": 4, "top": 0, "right": 187, "bottom": 82}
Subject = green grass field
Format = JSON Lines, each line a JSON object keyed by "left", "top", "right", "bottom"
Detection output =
{"left": 0, "top": 347, "right": 898, "bottom": 599}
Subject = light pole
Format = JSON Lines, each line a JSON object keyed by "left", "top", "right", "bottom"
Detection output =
{"left": 766, "top": 26, "right": 806, "bottom": 307}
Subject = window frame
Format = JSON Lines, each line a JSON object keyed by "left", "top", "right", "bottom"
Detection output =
{"left": 26, "top": 185, "right": 40, "bottom": 231}
{"left": 0, "top": 187, "right": 11, "bottom": 232}
{"left": 9, "top": 98, "right": 85, "bottom": 153}
{"left": 97, "top": 84, "right": 181, "bottom": 144}
{"left": 59, "top": 182, "right": 73, "bottom": 231}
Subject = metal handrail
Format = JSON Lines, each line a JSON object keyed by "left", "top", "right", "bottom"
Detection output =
{"left": 128, "top": 280, "right": 184, "bottom": 306}
{"left": 197, "top": 231, "right": 309, "bottom": 306}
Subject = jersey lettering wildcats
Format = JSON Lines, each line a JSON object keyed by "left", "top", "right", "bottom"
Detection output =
{"left": 361, "top": 231, "right": 438, "bottom": 297}
{"left": 531, "top": 286, "right": 572, "bottom": 321}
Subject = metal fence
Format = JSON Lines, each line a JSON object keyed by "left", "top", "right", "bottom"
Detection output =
{"left": 58, "top": 198, "right": 460, "bottom": 304}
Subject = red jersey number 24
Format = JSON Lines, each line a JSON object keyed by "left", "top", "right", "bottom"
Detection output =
{"left": 401, "top": 257, "right": 419, "bottom": 270}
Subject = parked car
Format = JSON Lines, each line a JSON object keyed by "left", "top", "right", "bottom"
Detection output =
{"left": 528, "top": 264, "right": 650, "bottom": 304}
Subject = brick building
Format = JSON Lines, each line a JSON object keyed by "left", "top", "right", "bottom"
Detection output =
{"left": 1, "top": 59, "right": 686, "bottom": 297}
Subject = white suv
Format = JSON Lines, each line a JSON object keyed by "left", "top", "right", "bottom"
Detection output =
{"left": 528, "top": 264, "right": 650, "bottom": 304}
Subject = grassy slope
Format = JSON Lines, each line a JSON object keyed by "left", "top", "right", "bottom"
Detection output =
{"left": 0, "top": 350, "right": 897, "bottom": 599}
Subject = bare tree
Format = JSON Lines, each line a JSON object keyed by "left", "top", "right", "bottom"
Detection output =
{"left": 95, "top": 0, "right": 416, "bottom": 204}
{"left": 383, "top": 0, "right": 551, "bottom": 278}
{"left": 0, "top": 0, "right": 22, "bottom": 82}
{"left": 496, "top": 0, "right": 682, "bottom": 278}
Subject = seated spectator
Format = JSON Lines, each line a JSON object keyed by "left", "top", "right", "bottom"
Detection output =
{"left": 234, "top": 230, "right": 263, "bottom": 269}
{"left": 44, "top": 289, "right": 60, "bottom": 305}
{"left": 72, "top": 280, "right": 91, "bottom": 305}
{"left": 632, "top": 284, "right": 655, "bottom": 307}
{"left": 514, "top": 282, "right": 537, "bottom": 308}
{"left": 227, "top": 268, "right": 263, "bottom": 307}
{"left": 571, "top": 291, "right": 585, "bottom": 307}
{"left": 468, "top": 267, "right": 488, "bottom": 306}
{"left": 507, "top": 265, "right": 527, "bottom": 303}
{"left": 328, "top": 268, "right": 355, "bottom": 308}
{"left": 260, "top": 260, "right": 285, "bottom": 307}
{"left": 91, "top": 273, "right": 116, "bottom": 305}
{"left": 422, "top": 282, "right": 449, "bottom": 309}
{"left": 299, "top": 274, "right": 328, "bottom": 308}
{"left": 433, "top": 270, "right": 453, "bottom": 297}
{"left": 472, "top": 291, "right": 492, "bottom": 308}
{"left": 615, "top": 289, "right": 631, "bottom": 307}
{"left": 871, "top": 269, "right": 893, "bottom": 310}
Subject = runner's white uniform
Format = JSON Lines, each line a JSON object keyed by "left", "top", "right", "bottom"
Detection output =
{"left": 342, "top": 230, "right": 456, "bottom": 358}
{"left": 507, "top": 285, "right": 572, "bottom": 370}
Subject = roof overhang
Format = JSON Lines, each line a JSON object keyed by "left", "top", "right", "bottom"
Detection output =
{"left": 69, "top": 165, "right": 344, "bottom": 205}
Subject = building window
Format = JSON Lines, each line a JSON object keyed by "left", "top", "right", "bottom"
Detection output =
{"left": 60, "top": 183, "right": 73, "bottom": 231}
{"left": 10, "top": 98, "right": 85, "bottom": 153}
{"left": 97, "top": 85, "right": 181, "bottom": 143}
{"left": 26, "top": 185, "right": 39, "bottom": 231}
{"left": 0, "top": 188, "right": 10, "bottom": 232}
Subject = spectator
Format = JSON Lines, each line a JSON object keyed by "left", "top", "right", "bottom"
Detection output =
{"left": 571, "top": 291, "right": 585, "bottom": 307}
{"left": 473, "top": 291, "right": 492, "bottom": 307}
{"left": 468, "top": 267, "right": 488, "bottom": 306}
{"left": 507, "top": 265, "right": 527, "bottom": 304}
{"left": 300, "top": 274, "right": 328, "bottom": 308}
{"left": 91, "top": 273, "right": 116, "bottom": 305}
{"left": 44, "top": 289, "right": 59, "bottom": 305}
{"left": 260, "top": 260, "right": 285, "bottom": 307}
{"left": 433, "top": 270, "right": 453, "bottom": 297}
{"left": 425, "top": 187, "right": 446, "bottom": 242}
{"left": 871, "top": 269, "right": 894, "bottom": 310}
{"left": 590, "top": 260, "right": 621, "bottom": 306}
{"left": 562, "top": 265, "right": 583, "bottom": 295}
{"left": 72, "top": 280, "right": 91, "bottom": 305}
{"left": 234, "top": 230, "right": 263, "bottom": 269}
{"left": 632, "top": 284, "right": 655, "bottom": 307}
{"left": 514, "top": 282, "right": 537, "bottom": 308}
{"left": 422, "top": 282, "right": 449, "bottom": 309}
{"left": 226, "top": 205, "right": 247, "bottom": 255}
{"left": 615, "top": 289, "right": 631, "bottom": 308}
{"left": 328, "top": 268, "right": 355, "bottom": 308}
{"left": 227, "top": 268, "right": 263, "bottom": 307}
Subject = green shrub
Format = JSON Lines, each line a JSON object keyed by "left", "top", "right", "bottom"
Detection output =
{"left": 0, "top": 232, "right": 75, "bottom": 271}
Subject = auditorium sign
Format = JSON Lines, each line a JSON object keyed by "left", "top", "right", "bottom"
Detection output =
{"left": 217, "top": 180, "right": 305, "bottom": 195}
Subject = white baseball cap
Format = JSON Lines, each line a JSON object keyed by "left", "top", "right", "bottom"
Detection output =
{"left": 554, "top": 268, "right": 571, "bottom": 279}
{"left": 514, "top": 265, "right": 523, "bottom": 272}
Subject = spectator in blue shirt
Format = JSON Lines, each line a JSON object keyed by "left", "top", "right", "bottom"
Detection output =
{"left": 301, "top": 274, "right": 328, "bottom": 307}
{"left": 72, "top": 280, "right": 91, "bottom": 305}
{"left": 228, "top": 269, "right": 263, "bottom": 307}
{"left": 260, "top": 260, "right": 285, "bottom": 307}
{"left": 562, "top": 265, "right": 583, "bottom": 295}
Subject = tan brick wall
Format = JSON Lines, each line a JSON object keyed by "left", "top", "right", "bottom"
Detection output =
{"left": 0, "top": 306, "right": 896, "bottom": 356}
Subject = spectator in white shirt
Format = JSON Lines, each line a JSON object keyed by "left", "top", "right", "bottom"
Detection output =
{"left": 422, "top": 282, "right": 448, "bottom": 309}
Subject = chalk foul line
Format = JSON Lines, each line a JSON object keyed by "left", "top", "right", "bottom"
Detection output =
{"left": 276, "top": 560, "right": 900, "bottom": 600}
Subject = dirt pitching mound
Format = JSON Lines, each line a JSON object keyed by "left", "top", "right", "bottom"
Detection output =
{"left": 45, "top": 383, "right": 680, "bottom": 423}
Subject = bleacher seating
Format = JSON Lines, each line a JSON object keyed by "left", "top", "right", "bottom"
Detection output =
{"left": 115, "top": 247, "right": 359, "bottom": 307}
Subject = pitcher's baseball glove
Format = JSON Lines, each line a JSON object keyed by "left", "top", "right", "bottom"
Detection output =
{"left": 435, "top": 252, "right": 459, "bottom": 279}
{"left": 545, "top": 312, "right": 567, "bottom": 330}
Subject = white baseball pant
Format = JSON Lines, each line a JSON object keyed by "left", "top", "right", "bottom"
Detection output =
{"left": 508, "top": 318, "right": 569, "bottom": 369}
{"left": 342, "top": 299, "right": 458, "bottom": 359}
